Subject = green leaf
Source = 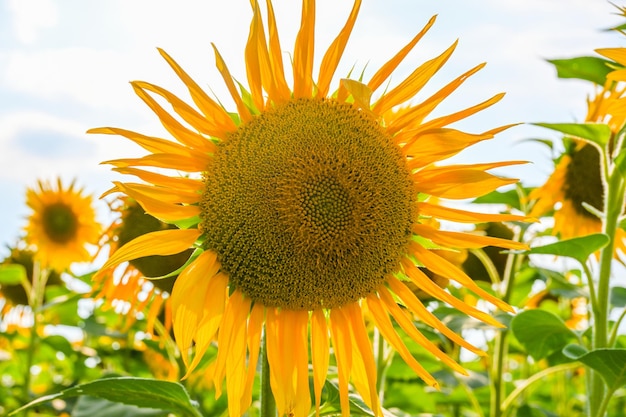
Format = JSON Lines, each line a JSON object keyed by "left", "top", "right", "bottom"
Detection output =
{"left": 72, "top": 396, "right": 169, "bottom": 417}
{"left": 563, "top": 346, "right": 626, "bottom": 390}
{"left": 533, "top": 122, "right": 611, "bottom": 147}
{"left": 517, "top": 404, "right": 551, "bottom": 417}
{"left": 0, "top": 264, "right": 28, "bottom": 285}
{"left": 527, "top": 233, "right": 610, "bottom": 265}
{"left": 547, "top": 56, "right": 614, "bottom": 85}
{"left": 9, "top": 377, "right": 202, "bottom": 417}
{"left": 511, "top": 309, "right": 578, "bottom": 360}
{"left": 611, "top": 287, "right": 626, "bottom": 307}
{"left": 319, "top": 380, "right": 397, "bottom": 416}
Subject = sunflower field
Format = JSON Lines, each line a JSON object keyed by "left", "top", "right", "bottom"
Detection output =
{"left": 1, "top": 1, "right": 626, "bottom": 416}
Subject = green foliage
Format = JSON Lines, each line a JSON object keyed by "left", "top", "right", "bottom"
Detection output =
{"left": 72, "top": 396, "right": 170, "bottom": 417}
{"left": 564, "top": 346, "right": 626, "bottom": 391}
{"left": 533, "top": 123, "right": 611, "bottom": 148}
{"left": 610, "top": 287, "right": 626, "bottom": 307}
{"left": 0, "top": 263, "right": 27, "bottom": 285}
{"left": 9, "top": 377, "right": 203, "bottom": 417}
{"left": 526, "top": 233, "right": 610, "bottom": 265}
{"left": 547, "top": 56, "right": 615, "bottom": 85}
{"left": 511, "top": 310, "right": 578, "bottom": 360}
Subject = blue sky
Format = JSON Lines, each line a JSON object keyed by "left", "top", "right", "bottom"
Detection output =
{"left": 0, "top": 0, "right": 622, "bottom": 250}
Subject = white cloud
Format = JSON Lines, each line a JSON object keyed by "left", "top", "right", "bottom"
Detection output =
{"left": 3, "top": 47, "right": 151, "bottom": 110}
{"left": 7, "top": 0, "right": 58, "bottom": 44}
{"left": 0, "top": 111, "right": 141, "bottom": 183}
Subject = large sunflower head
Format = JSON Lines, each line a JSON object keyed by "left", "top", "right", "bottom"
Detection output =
{"left": 529, "top": 82, "right": 626, "bottom": 242}
{"left": 24, "top": 178, "right": 101, "bottom": 272}
{"left": 92, "top": 1, "right": 527, "bottom": 415}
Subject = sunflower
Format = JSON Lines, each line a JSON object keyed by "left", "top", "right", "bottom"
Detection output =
{"left": 91, "top": 1, "right": 527, "bottom": 415}
{"left": 93, "top": 196, "right": 191, "bottom": 336}
{"left": 529, "top": 82, "right": 626, "bottom": 250}
{"left": 24, "top": 178, "right": 101, "bottom": 272}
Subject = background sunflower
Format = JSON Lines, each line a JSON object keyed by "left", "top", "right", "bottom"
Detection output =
{"left": 24, "top": 178, "right": 101, "bottom": 272}
{"left": 529, "top": 82, "right": 626, "bottom": 254}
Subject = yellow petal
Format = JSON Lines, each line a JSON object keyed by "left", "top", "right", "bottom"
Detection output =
{"left": 245, "top": 0, "right": 266, "bottom": 110}
{"left": 293, "top": 0, "right": 315, "bottom": 98}
{"left": 111, "top": 167, "right": 203, "bottom": 193}
{"left": 387, "top": 63, "right": 487, "bottom": 135}
{"left": 412, "top": 223, "right": 528, "bottom": 250}
{"left": 341, "top": 79, "right": 374, "bottom": 114}
{"left": 416, "top": 93, "right": 505, "bottom": 132}
{"left": 316, "top": 0, "right": 362, "bottom": 98}
{"left": 98, "top": 229, "right": 200, "bottom": 275}
{"left": 224, "top": 292, "right": 252, "bottom": 417}
{"left": 113, "top": 182, "right": 198, "bottom": 204}
{"left": 328, "top": 307, "right": 352, "bottom": 417}
{"left": 366, "top": 294, "right": 439, "bottom": 388}
{"left": 378, "top": 286, "right": 467, "bottom": 374}
{"left": 171, "top": 251, "right": 219, "bottom": 367}
{"left": 264, "top": 308, "right": 311, "bottom": 417}
{"left": 311, "top": 309, "right": 329, "bottom": 416}
{"left": 417, "top": 201, "right": 527, "bottom": 223}
{"left": 241, "top": 303, "right": 264, "bottom": 412}
{"left": 293, "top": 310, "right": 312, "bottom": 417}
{"left": 387, "top": 276, "right": 485, "bottom": 356}
{"left": 400, "top": 128, "right": 493, "bottom": 164}
{"left": 105, "top": 182, "right": 200, "bottom": 222}
{"left": 265, "top": 308, "right": 288, "bottom": 415}
{"left": 597, "top": 47, "right": 626, "bottom": 66}
{"left": 373, "top": 40, "right": 458, "bottom": 115}
{"left": 212, "top": 44, "right": 253, "bottom": 123}
{"left": 368, "top": 15, "right": 436, "bottom": 92}
{"left": 265, "top": 0, "right": 291, "bottom": 101}
{"left": 213, "top": 290, "right": 251, "bottom": 399}
{"left": 87, "top": 127, "right": 192, "bottom": 155}
{"left": 183, "top": 272, "right": 228, "bottom": 376}
{"left": 157, "top": 48, "right": 237, "bottom": 136}
{"left": 103, "top": 152, "right": 209, "bottom": 172}
{"left": 413, "top": 167, "right": 519, "bottom": 200}
{"left": 411, "top": 243, "right": 513, "bottom": 313}
{"left": 401, "top": 258, "right": 505, "bottom": 326}
{"left": 132, "top": 81, "right": 223, "bottom": 146}
{"left": 131, "top": 82, "right": 214, "bottom": 151}
{"left": 344, "top": 302, "right": 381, "bottom": 415}
{"left": 247, "top": 0, "right": 290, "bottom": 106}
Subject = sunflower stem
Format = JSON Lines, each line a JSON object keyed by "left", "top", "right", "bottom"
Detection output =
{"left": 374, "top": 328, "right": 391, "bottom": 404}
{"left": 259, "top": 328, "right": 277, "bottom": 417}
{"left": 490, "top": 226, "right": 524, "bottom": 417}
{"left": 588, "top": 165, "right": 625, "bottom": 417}
{"left": 22, "top": 262, "right": 49, "bottom": 416}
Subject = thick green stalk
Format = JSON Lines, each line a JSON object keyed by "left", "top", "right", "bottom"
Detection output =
{"left": 589, "top": 168, "right": 624, "bottom": 417}
{"left": 490, "top": 330, "right": 508, "bottom": 417}
{"left": 260, "top": 329, "right": 277, "bottom": 417}
{"left": 489, "top": 228, "right": 523, "bottom": 417}
{"left": 22, "top": 263, "right": 49, "bottom": 416}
